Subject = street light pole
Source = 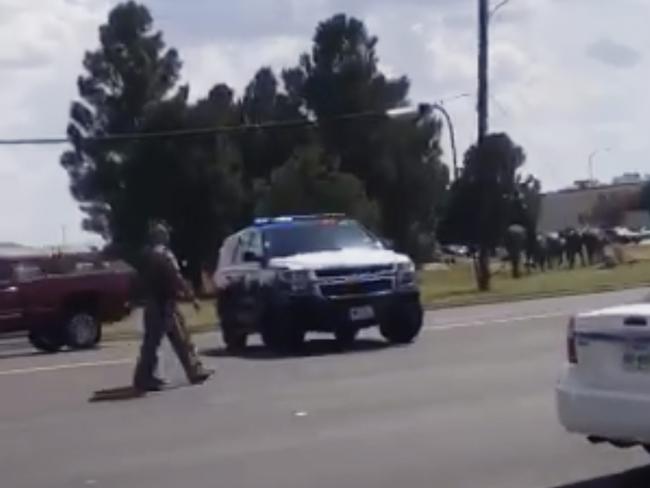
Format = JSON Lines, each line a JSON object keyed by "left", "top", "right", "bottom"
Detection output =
{"left": 588, "top": 148, "right": 611, "bottom": 183}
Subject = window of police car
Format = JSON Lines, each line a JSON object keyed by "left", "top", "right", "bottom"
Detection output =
{"left": 231, "top": 230, "right": 264, "bottom": 265}
{"left": 263, "top": 220, "right": 382, "bottom": 258}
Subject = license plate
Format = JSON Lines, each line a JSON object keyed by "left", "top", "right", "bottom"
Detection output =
{"left": 623, "top": 342, "right": 650, "bottom": 372}
{"left": 349, "top": 305, "right": 374, "bottom": 322}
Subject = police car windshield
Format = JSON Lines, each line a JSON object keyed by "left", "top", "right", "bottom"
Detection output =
{"left": 264, "top": 220, "right": 382, "bottom": 258}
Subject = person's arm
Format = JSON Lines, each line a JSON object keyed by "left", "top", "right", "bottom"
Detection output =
{"left": 161, "top": 250, "right": 201, "bottom": 310}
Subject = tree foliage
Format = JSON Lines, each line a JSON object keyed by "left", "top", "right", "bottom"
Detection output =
{"left": 61, "top": 1, "right": 182, "bottom": 238}
{"left": 442, "top": 133, "right": 526, "bottom": 248}
{"left": 255, "top": 146, "right": 380, "bottom": 228}
{"left": 284, "top": 14, "right": 448, "bottom": 256}
{"left": 440, "top": 133, "right": 528, "bottom": 290}
{"left": 62, "top": 4, "right": 540, "bottom": 288}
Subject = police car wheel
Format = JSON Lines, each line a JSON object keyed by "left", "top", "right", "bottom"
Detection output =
{"left": 222, "top": 327, "right": 247, "bottom": 351}
{"left": 380, "top": 303, "right": 423, "bottom": 344}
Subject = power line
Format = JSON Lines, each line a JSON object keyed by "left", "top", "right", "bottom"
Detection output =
{"left": 0, "top": 94, "right": 474, "bottom": 147}
{"left": 0, "top": 109, "right": 394, "bottom": 147}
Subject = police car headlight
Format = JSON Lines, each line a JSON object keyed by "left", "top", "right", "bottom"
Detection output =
{"left": 396, "top": 261, "right": 417, "bottom": 288}
{"left": 278, "top": 269, "right": 312, "bottom": 292}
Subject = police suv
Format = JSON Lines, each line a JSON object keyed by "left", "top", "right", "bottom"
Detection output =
{"left": 213, "top": 215, "right": 423, "bottom": 352}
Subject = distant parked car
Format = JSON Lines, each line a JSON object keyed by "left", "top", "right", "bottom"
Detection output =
{"left": 605, "top": 227, "right": 643, "bottom": 245}
{"left": 0, "top": 250, "right": 135, "bottom": 352}
{"left": 557, "top": 302, "right": 650, "bottom": 452}
{"left": 441, "top": 244, "right": 470, "bottom": 258}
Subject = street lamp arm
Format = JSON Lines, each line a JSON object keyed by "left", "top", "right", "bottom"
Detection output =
{"left": 430, "top": 104, "right": 460, "bottom": 180}
{"left": 490, "top": 0, "right": 511, "bottom": 18}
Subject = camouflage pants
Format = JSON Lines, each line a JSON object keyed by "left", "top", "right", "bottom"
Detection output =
{"left": 133, "top": 300, "right": 203, "bottom": 387}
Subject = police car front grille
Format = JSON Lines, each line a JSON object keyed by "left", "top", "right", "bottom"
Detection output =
{"left": 315, "top": 265, "right": 393, "bottom": 278}
{"left": 319, "top": 279, "right": 393, "bottom": 298}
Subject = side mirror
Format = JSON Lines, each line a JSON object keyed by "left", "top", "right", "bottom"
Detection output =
{"left": 243, "top": 251, "right": 263, "bottom": 263}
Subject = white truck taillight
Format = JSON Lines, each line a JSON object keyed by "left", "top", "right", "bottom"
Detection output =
{"left": 567, "top": 316, "right": 578, "bottom": 364}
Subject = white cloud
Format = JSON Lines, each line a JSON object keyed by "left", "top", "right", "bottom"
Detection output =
{"left": 0, "top": 0, "right": 110, "bottom": 246}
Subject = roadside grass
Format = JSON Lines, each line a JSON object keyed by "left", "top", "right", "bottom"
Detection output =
{"left": 420, "top": 244, "right": 650, "bottom": 308}
{"left": 104, "top": 244, "right": 650, "bottom": 341}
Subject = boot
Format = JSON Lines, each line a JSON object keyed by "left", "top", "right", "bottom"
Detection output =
{"left": 189, "top": 365, "right": 215, "bottom": 385}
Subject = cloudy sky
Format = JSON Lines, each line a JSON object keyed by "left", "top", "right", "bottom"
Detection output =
{"left": 1, "top": 0, "right": 648, "bottom": 245}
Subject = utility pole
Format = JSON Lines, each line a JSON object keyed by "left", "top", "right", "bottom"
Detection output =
{"left": 476, "top": 0, "right": 491, "bottom": 291}
{"left": 478, "top": 0, "right": 489, "bottom": 142}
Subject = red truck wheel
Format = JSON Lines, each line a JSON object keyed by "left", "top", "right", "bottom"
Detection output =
{"left": 28, "top": 327, "right": 65, "bottom": 353}
{"left": 65, "top": 312, "right": 102, "bottom": 349}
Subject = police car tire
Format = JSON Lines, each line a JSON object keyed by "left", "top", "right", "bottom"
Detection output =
{"left": 380, "top": 303, "right": 423, "bottom": 344}
{"left": 222, "top": 326, "right": 247, "bottom": 351}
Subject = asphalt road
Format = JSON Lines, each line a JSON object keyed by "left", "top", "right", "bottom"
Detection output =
{"left": 2, "top": 289, "right": 650, "bottom": 488}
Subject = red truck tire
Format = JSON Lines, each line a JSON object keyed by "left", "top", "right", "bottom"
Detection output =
{"left": 28, "top": 326, "right": 65, "bottom": 353}
{"left": 64, "top": 312, "right": 102, "bottom": 349}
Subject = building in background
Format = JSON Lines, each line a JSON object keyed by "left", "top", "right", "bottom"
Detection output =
{"left": 612, "top": 173, "right": 650, "bottom": 185}
{"left": 539, "top": 175, "right": 649, "bottom": 232}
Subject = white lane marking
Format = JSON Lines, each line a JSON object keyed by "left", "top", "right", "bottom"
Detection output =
{"left": 0, "top": 311, "right": 576, "bottom": 377}
{"left": 0, "top": 358, "right": 132, "bottom": 377}
{"left": 423, "top": 311, "right": 571, "bottom": 332}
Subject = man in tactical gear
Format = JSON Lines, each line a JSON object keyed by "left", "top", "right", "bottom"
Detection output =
{"left": 133, "top": 221, "right": 214, "bottom": 392}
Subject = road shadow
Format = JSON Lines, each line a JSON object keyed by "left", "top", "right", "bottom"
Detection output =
{"left": 202, "top": 337, "right": 390, "bottom": 361}
{"left": 89, "top": 386, "right": 145, "bottom": 403}
{"left": 550, "top": 465, "right": 650, "bottom": 488}
{"left": 89, "top": 381, "right": 194, "bottom": 402}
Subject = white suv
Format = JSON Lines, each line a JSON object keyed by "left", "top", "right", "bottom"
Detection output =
{"left": 213, "top": 215, "right": 423, "bottom": 352}
{"left": 557, "top": 302, "right": 650, "bottom": 451}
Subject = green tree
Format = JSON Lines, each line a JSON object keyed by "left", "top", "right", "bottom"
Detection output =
{"left": 112, "top": 88, "right": 246, "bottom": 284}
{"left": 255, "top": 146, "right": 380, "bottom": 228}
{"left": 442, "top": 133, "right": 526, "bottom": 290}
{"left": 61, "top": 1, "right": 182, "bottom": 240}
{"left": 238, "top": 68, "right": 309, "bottom": 186}
{"left": 283, "top": 14, "right": 448, "bottom": 258}
{"left": 379, "top": 115, "right": 449, "bottom": 260}
{"left": 62, "top": 2, "right": 247, "bottom": 285}
{"left": 293, "top": 14, "right": 408, "bottom": 186}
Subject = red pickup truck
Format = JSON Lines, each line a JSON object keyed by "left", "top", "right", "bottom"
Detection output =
{"left": 0, "top": 249, "right": 135, "bottom": 352}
